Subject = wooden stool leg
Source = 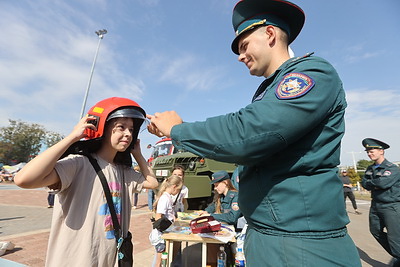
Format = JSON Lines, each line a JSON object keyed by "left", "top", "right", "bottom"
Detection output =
{"left": 166, "top": 240, "right": 173, "bottom": 265}
{"left": 202, "top": 242, "right": 207, "bottom": 267}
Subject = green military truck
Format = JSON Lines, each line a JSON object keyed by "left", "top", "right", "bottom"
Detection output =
{"left": 149, "top": 141, "right": 236, "bottom": 210}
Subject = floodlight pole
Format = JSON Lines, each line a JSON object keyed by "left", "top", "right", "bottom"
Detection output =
{"left": 347, "top": 151, "right": 361, "bottom": 172}
{"left": 79, "top": 29, "right": 107, "bottom": 119}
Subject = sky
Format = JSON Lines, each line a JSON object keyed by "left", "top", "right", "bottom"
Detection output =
{"left": 1, "top": 0, "right": 399, "bottom": 167}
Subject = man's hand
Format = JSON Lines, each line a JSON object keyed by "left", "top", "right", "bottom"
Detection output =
{"left": 147, "top": 111, "right": 183, "bottom": 138}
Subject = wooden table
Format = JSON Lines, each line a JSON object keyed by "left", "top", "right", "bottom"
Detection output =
{"left": 162, "top": 225, "right": 235, "bottom": 267}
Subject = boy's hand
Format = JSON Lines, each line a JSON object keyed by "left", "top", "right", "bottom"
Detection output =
{"left": 131, "top": 139, "right": 142, "bottom": 158}
{"left": 68, "top": 116, "right": 97, "bottom": 142}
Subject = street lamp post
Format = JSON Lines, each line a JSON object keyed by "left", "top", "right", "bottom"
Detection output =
{"left": 79, "top": 29, "right": 107, "bottom": 119}
{"left": 347, "top": 151, "right": 361, "bottom": 172}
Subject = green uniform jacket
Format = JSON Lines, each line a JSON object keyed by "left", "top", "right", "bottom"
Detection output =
{"left": 171, "top": 54, "right": 349, "bottom": 234}
{"left": 204, "top": 190, "right": 241, "bottom": 225}
{"left": 361, "top": 159, "right": 400, "bottom": 203}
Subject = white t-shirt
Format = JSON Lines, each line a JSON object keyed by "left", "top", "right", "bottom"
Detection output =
{"left": 46, "top": 154, "right": 145, "bottom": 267}
{"left": 171, "top": 185, "right": 189, "bottom": 213}
{"left": 156, "top": 192, "right": 175, "bottom": 222}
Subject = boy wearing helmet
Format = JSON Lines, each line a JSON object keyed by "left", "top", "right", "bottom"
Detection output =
{"left": 14, "top": 97, "right": 158, "bottom": 267}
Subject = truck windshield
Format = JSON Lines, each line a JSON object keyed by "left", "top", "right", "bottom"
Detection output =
{"left": 151, "top": 141, "right": 175, "bottom": 158}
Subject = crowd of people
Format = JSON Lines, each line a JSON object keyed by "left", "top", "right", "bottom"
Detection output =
{"left": 11, "top": 0, "right": 400, "bottom": 266}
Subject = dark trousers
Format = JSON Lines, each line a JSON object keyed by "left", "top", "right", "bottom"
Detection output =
{"left": 148, "top": 189, "right": 155, "bottom": 210}
{"left": 343, "top": 191, "right": 358, "bottom": 210}
{"left": 133, "top": 193, "right": 138, "bottom": 206}
{"left": 244, "top": 227, "right": 361, "bottom": 266}
{"left": 47, "top": 193, "right": 55, "bottom": 206}
{"left": 369, "top": 201, "right": 400, "bottom": 259}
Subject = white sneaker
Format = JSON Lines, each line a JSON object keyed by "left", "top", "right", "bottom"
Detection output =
{"left": 0, "top": 241, "right": 15, "bottom": 250}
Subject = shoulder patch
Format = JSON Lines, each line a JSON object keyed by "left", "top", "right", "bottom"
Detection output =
{"left": 383, "top": 170, "right": 392, "bottom": 176}
{"left": 275, "top": 72, "right": 315, "bottom": 100}
{"left": 231, "top": 202, "right": 239, "bottom": 211}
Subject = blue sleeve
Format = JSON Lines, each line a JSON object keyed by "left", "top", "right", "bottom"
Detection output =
{"left": 171, "top": 57, "right": 345, "bottom": 166}
{"left": 361, "top": 177, "right": 373, "bottom": 190}
{"left": 211, "top": 209, "right": 242, "bottom": 225}
{"left": 369, "top": 165, "right": 400, "bottom": 189}
{"left": 231, "top": 166, "right": 241, "bottom": 190}
{"left": 210, "top": 192, "right": 241, "bottom": 225}
{"left": 205, "top": 202, "right": 215, "bottom": 214}
{"left": 361, "top": 166, "right": 374, "bottom": 190}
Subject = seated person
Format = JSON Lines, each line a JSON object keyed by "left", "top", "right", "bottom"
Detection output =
{"left": 197, "top": 170, "right": 241, "bottom": 266}
{"left": 199, "top": 171, "right": 242, "bottom": 230}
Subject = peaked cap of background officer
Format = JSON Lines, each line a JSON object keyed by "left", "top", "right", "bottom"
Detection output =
{"left": 362, "top": 138, "right": 390, "bottom": 151}
{"left": 231, "top": 0, "right": 305, "bottom": 55}
{"left": 210, "top": 170, "right": 230, "bottom": 184}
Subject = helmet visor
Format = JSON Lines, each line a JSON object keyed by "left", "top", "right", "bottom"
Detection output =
{"left": 107, "top": 107, "right": 148, "bottom": 140}
{"left": 107, "top": 107, "right": 146, "bottom": 121}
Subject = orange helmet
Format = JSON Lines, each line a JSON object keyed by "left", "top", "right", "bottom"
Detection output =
{"left": 61, "top": 97, "right": 146, "bottom": 166}
{"left": 84, "top": 97, "right": 146, "bottom": 141}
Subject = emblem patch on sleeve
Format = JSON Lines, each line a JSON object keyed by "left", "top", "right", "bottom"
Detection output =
{"left": 275, "top": 72, "right": 315, "bottom": 99}
{"left": 231, "top": 202, "right": 239, "bottom": 211}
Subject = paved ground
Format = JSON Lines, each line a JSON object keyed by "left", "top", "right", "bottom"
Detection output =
{"left": 0, "top": 182, "right": 394, "bottom": 266}
{"left": 0, "top": 184, "right": 155, "bottom": 266}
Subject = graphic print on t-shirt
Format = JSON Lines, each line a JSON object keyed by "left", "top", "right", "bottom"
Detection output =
{"left": 98, "top": 181, "right": 122, "bottom": 239}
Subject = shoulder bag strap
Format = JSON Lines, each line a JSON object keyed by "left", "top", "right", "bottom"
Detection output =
{"left": 173, "top": 189, "right": 182, "bottom": 206}
{"left": 86, "top": 154, "right": 122, "bottom": 240}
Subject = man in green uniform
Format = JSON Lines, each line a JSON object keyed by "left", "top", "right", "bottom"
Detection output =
{"left": 147, "top": 0, "right": 361, "bottom": 265}
{"left": 361, "top": 138, "right": 400, "bottom": 267}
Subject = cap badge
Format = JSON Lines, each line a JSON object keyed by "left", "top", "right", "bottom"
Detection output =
{"left": 236, "top": 19, "right": 267, "bottom": 36}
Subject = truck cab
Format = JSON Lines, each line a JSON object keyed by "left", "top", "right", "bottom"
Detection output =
{"left": 148, "top": 139, "right": 236, "bottom": 210}
{"left": 147, "top": 138, "right": 176, "bottom": 165}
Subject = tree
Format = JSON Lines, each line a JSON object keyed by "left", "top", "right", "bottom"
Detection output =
{"left": 353, "top": 159, "right": 374, "bottom": 183}
{"left": 0, "top": 119, "right": 63, "bottom": 164}
{"left": 0, "top": 140, "right": 13, "bottom": 164}
{"left": 45, "top": 131, "right": 64, "bottom": 148}
{"left": 345, "top": 168, "right": 361, "bottom": 184}
{"left": 357, "top": 159, "right": 373, "bottom": 171}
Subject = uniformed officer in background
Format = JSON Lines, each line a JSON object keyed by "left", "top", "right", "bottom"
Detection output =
{"left": 361, "top": 138, "right": 400, "bottom": 267}
{"left": 199, "top": 170, "right": 242, "bottom": 230}
{"left": 147, "top": 0, "right": 361, "bottom": 265}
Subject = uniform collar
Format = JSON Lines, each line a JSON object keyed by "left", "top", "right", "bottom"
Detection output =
{"left": 251, "top": 52, "right": 314, "bottom": 103}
